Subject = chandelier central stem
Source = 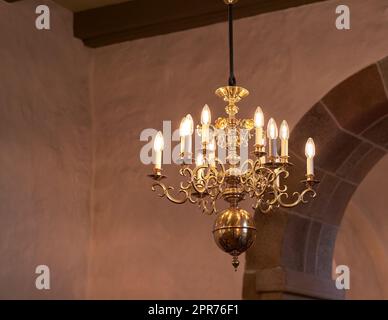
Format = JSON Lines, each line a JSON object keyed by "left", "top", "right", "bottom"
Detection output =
{"left": 228, "top": 3, "right": 236, "bottom": 86}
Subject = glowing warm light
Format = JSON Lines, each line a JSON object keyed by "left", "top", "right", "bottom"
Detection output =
{"left": 254, "top": 107, "right": 264, "bottom": 128}
{"left": 279, "top": 120, "right": 289, "bottom": 140}
{"left": 267, "top": 118, "right": 278, "bottom": 139}
{"left": 186, "top": 114, "right": 194, "bottom": 135}
{"left": 305, "top": 138, "right": 315, "bottom": 158}
{"left": 179, "top": 115, "right": 193, "bottom": 137}
{"left": 153, "top": 131, "right": 164, "bottom": 152}
{"left": 201, "top": 104, "right": 211, "bottom": 125}
{"left": 196, "top": 153, "right": 205, "bottom": 166}
{"left": 208, "top": 138, "right": 216, "bottom": 151}
{"left": 179, "top": 117, "right": 188, "bottom": 137}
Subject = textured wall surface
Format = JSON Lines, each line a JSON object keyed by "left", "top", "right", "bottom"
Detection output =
{"left": 89, "top": 0, "right": 388, "bottom": 299}
{"left": 0, "top": 0, "right": 91, "bottom": 298}
{"left": 335, "top": 155, "right": 388, "bottom": 300}
{"left": 1, "top": 0, "right": 388, "bottom": 300}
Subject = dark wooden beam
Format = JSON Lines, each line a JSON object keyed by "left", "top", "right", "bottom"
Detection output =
{"left": 75, "top": 0, "right": 329, "bottom": 48}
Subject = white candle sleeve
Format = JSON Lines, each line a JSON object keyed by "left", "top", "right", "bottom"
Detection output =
{"left": 255, "top": 127, "right": 263, "bottom": 145}
{"left": 180, "top": 136, "right": 185, "bottom": 155}
{"left": 185, "top": 135, "right": 192, "bottom": 156}
{"left": 269, "top": 139, "right": 278, "bottom": 157}
{"left": 281, "top": 139, "right": 288, "bottom": 157}
{"left": 202, "top": 125, "right": 209, "bottom": 144}
{"left": 155, "top": 150, "right": 162, "bottom": 170}
{"left": 307, "top": 158, "right": 314, "bottom": 175}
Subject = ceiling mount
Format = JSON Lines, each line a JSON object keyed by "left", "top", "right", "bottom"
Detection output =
{"left": 224, "top": 0, "right": 239, "bottom": 4}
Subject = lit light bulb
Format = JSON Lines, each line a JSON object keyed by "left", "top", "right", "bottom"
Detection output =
{"left": 279, "top": 120, "right": 289, "bottom": 140}
{"left": 254, "top": 107, "right": 264, "bottom": 128}
{"left": 201, "top": 105, "right": 211, "bottom": 144}
{"left": 201, "top": 104, "right": 211, "bottom": 125}
{"left": 279, "top": 120, "right": 289, "bottom": 158}
{"left": 267, "top": 118, "right": 278, "bottom": 159}
{"left": 153, "top": 131, "right": 164, "bottom": 170}
{"left": 267, "top": 118, "right": 278, "bottom": 139}
{"left": 305, "top": 138, "right": 316, "bottom": 158}
{"left": 305, "top": 138, "right": 315, "bottom": 176}
{"left": 254, "top": 107, "right": 265, "bottom": 147}
{"left": 180, "top": 114, "right": 194, "bottom": 158}
{"left": 179, "top": 117, "right": 189, "bottom": 137}
{"left": 186, "top": 114, "right": 194, "bottom": 135}
{"left": 153, "top": 131, "right": 164, "bottom": 152}
{"left": 208, "top": 139, "right": 215, "bottom": 151}
{"left": 196, "top": 153, "right": 204, "bottom": 166}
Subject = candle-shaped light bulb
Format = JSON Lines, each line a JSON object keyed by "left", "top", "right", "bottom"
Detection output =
{"left": 201, "top": 104, "right": 211, "bottom": 144}
{"left": 179, "top": 117, "right": 190, "bottom": 137}
{"left": 196, "top": 153, "right": 206, "bottom": 180}
{"left": 305, "top": 138, "right": 315, "bottom": 158}
{"left": 208, "top": 139, "right": 216, "bottom": 152}
{"left": 153, "top": 131, "right": 164, "bottom": 170}
{"left": 201, "top": 104, "right": 211, "bottom": 125}
{"left": 179, "top": 117, "right": 187, "bottom": 155}
{"left": 179, "top": 115, "right": 193, "bottom": 157}
{"left": 254, "top": 107, "right": 264, "bottom": 128}
{"left": 267, "top": 118, "right": 278, "bottom": 158}
{"left": 154, "top": 131, "right": 164, "bottom": 152}
{"left": 267, "top": 118, "right": 278, "bottom": 139}
{"left": 279, "top": 120, "right": 289, "bottom": 158}
{"left": 186, "top": 114, "right": 194, "bottom": 135}
{"left": 196, "top": 152, "right": 204, "bottom": 166}
{"left": 185, "top": 114, "right": 194, "bottom": 159}
{"left": 305, "top": 138, "right": 315, "bottom": 176}
{"left": 279, "top": 120, "right": 289, "bottom": 140}
{"left": 254, "top": 107, "right": 265, "bottom": 146}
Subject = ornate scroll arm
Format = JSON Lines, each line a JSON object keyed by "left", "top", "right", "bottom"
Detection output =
{"left": 151, "top": 182, "right": 189, "bottom": 204}
{"left": 277, "top": 187, "right": 317, "bottom": 208}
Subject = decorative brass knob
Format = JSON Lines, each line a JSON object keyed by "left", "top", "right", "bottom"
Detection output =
{"left": 212, "top": 207, "right": 256, "bottom": 270}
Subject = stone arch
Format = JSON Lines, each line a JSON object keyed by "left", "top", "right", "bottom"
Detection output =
{"left": 243, "top": 57, "right": 388, "bottom": 300}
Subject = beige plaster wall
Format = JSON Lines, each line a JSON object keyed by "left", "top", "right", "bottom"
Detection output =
{"left": 1, "top": 0, "right": 387, "bottom": 300}
{"left": 0, "top": 0, "right": 92, "bottom": 298}
{"left": 89, "top": 0, "right": 388, "bottom": 299}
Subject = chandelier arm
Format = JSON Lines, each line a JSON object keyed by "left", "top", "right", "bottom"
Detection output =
{"left": 179, "top": 166, "right": 194, "bottom": 190}
{"left": 277, "top": 187, "right": 317, "bottom": 208}
{"left": 254, "top": 198, "right": 275, "bottom": 214}
{"left": 151, "top": 182, "right": 189, "bottom": 204}
{"left": 198, "top": 198, "right": 214, "bottom": 215}
{"left": 274, "top": 168, "right": 289, "bottom": 193}
{"left": 203, "top": 193, "right": 220, "bottom": 215}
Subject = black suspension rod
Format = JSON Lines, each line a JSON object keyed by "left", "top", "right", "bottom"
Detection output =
{"left": 228, "top": 3, "right": 236, "bottom": 86}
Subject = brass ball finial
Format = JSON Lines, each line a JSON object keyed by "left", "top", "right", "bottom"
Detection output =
{"left": 213, "top": 207, "right": 256, "bottom": 270}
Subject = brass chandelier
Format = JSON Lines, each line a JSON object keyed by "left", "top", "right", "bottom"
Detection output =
{"left": 148, "top": 0, "right": 319, "bottom": 270}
